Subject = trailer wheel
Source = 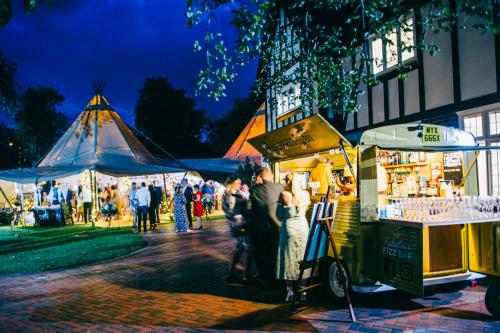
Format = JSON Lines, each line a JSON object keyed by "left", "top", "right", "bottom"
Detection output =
{"left": 327, "top": 261, "right": 350, "bottom": 303}
{"left": 485, "top": 282, "right": 500, "bottom": 318}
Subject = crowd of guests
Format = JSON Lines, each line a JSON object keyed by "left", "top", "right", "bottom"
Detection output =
{"left": 171, "top": 179, "right": 217, "bottom": 232}
{"left": 127, "top": 181, "right": 163, "bottom": 232}
{"left": 221, "top": 167, "right": 311, "bottom": 303}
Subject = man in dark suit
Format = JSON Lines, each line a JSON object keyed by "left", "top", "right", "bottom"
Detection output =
{"left": 182, "top": 179, "right": 194, "bottom": 229}
{"left": 250, "top": 167, "right": 284, "bottom": 287}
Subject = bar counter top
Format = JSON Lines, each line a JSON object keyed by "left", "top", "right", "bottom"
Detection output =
{"left": 380, "top": 217, "right": 500, "bottom": 228}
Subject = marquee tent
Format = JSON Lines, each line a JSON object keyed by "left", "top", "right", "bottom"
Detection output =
{"left": 0, "top": 85, "right": 187, "bottom": 184}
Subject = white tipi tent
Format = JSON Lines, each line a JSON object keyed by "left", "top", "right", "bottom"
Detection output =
{"left": 0, "top": 83, "right": 186, "bottom": 183}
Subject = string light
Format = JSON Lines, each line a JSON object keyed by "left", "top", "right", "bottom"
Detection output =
{"left": 314, "top": 152, "right": 320, "bottom": 158}
{"left": 302, "top": 144, "right": 307, "bottom": 150}
{"left": 329, "top": 148, "right": 335, "bottom": 155}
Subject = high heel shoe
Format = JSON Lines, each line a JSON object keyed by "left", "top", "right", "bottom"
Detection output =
{"left": 285, "top": 288, "right": 294, "bottom": 303}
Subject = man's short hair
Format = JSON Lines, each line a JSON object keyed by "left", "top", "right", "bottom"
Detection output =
{"left": 141, "top": 182, "right": 146, "bottom": 187}
{"left": 259, "top": 167, "right": 273, "bottom": 181}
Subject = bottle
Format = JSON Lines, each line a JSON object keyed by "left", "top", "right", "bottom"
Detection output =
{"left": 386, "top": 201, "right": 395, "bottom": 218}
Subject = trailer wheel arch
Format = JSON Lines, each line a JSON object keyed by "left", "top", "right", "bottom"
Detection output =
{"left": 323, "top": 258, "right": 352, "bottom": 303}
{"left": 485, "top": 280, "right": 500, "bottom": 318}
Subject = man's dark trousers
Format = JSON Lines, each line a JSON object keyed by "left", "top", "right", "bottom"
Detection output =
{"left": 83, "top": 202, "right": 92, "bottom": 224}
{"left": 185, "top": 202, "right": 192, "bottom": 228}
{"left": 137, "top": 206, "right": 148, "bottom": 231}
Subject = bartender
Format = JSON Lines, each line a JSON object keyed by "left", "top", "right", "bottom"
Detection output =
{"left": 336, "top": 166, "right": 356, "bottom": 196}
{"left": 310, "top": 158, "right": 334, "bottom": 195}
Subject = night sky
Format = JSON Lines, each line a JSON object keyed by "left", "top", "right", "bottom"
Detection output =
{"left": 0, "top": 0, "right": 257, "bottom": 124}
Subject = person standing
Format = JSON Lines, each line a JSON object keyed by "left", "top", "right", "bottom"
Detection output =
{"left": 82, "top": 185, "right": 92, "bottom": 224}
{"left": 76, "top": 185, "right": 84, "bottom": 222}
{"left": 112, "top": 185, "right": 122, "bottom": 219}
{"left": 153, "top": 180, "right": 162, "bottom": 225}
{"left": 276, "top": 173, "right": 311, "bottom": 302}
{"left": 148, "top": 184, "right": 158, "bottom": 230}
{"left": 193, "top": 184, "right": 203, "bottom": 230}
{"left": 222, "top": 177, "right": 253, "bottom": 283}
{"left": 128, "top": 182, "right": 138, "bottom": 230}
{"left": 182, "top": 179, "right": 194, "bottom": 229}
{"left": 135, "top": 182, "right": 150, "bottom": 233}
{"left": 173, "top": 185, "right": 189, "bottom": 232}
{"left": 250, "top": 167, "right": 284, "bottom": 287}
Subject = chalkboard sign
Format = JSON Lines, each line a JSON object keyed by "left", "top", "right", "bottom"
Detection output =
{"left": 61, "top": 202, "right": 73, "bottom": 225}
{"left": 443, "top": 152, "right": 463, "bottom": 185}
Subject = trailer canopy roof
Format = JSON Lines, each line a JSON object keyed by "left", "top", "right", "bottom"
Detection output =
{"left": 249, "top": 114, "right": 351, "bottom": 161}
{"left": 360, "top": 123, "right": 477, "bottom": 150}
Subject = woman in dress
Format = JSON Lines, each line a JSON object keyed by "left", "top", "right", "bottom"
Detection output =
{"left": 76, "top": 185, "right": 84, "bottom": 222}
{"left": 192, "top": 184, "right": 203, "bottom": 230}
{"left": 173, "top": 185, "right": 189, "bottom": 232}
{"left": 148, "top": 184, "right": 158, "bottom": 230}
{"left": 276, "top": 172, "right": 311, "bottom": 302}
{"left": 222, "top": 177, "right": 253, "bottom": 283}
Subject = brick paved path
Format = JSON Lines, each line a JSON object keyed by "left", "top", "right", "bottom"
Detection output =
{"left": 0, "top": 220, "right": 498, "bottom": 332}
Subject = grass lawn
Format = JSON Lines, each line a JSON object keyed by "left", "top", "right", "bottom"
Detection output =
{"left": 0, "top": 224, "right": 147, "bottom": 274}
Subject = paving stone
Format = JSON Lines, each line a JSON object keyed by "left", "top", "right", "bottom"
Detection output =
{"left": 0, "top": 219, "right": 498, "bottom": 332}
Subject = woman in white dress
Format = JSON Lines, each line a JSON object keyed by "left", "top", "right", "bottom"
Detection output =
{"left": 276, "top": 173, "right": 311, "bottom": 302}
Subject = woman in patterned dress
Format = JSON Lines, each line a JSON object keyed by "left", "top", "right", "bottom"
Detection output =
{"left": 173, "top": 185, "right": 189, "bottom": 232}
{"left": 276, "top": 173, "right": 311, "bottom": 302}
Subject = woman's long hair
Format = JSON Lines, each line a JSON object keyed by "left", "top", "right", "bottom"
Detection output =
{"left": 284, "top": 173, "right": 300, "bottom": 206}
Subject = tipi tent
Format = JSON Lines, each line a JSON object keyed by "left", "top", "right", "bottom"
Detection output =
{"left": 0, "top": 84, "right": 186, "bottom": 184}
{"left": 222, "top": 103, "right": 265, "bottom": 162}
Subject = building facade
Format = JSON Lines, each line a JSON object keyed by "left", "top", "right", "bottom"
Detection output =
{"left": 264, "top": 3, "right": 500, "bottom": 194}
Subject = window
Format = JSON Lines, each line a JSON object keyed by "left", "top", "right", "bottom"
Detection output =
{"left": 386, "top": 29, "right": 398, "bottom": 68}
{"left": 277, "top": 83, "right": 301, "bottom": 116}
{"left": 372, "top": 38, "right": 384, "bottom": 74}
{"left": 489, "top": 110, "right": 500, "bottom": 135}
{"left": 491, "top": 142, "right": 500, "bottom": 195}
{"left": 401, "top": 18, "right": 415, "bottom": 61}
{"left": 477, "top": 140, "right": 488, "bottom": 195}
{"left": 370, "top": 16, "right": 415, "bottom": 74}
{"left": 463, "top": 114, "right": 483, "bottom": 137}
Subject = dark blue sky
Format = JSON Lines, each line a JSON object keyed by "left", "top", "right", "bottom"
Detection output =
{"left": 0, "top": 0, "right": 257, "bottom": 124}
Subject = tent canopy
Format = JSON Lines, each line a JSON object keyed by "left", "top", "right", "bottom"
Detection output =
{"left": 179, "top": 104, "right": 266, "bottom": 182}
{"left": 0, "top": 88, "right": 186, "bottom": 184}
{"left": 223, "top": 103, "right": 265, "bottom": 162}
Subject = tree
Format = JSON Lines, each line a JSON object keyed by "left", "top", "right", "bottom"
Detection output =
{"left": 208, "top": 90, "right": 261, "bottom": 155}
{"left": 187, "top": 0, "right": 500, "bottom": 130}
{"left": 0, "top": 51, "right": 17, "bottom": 115}
{"left": 0, "top": 124, "right": 18, "bottom": 169}
{"left": 134, "top": 77, "right": 213, "bottom": 158}
{"left": 14, "top": 86, "right": 68, "bottom": 166}
{"left": 0, "top": 0, "right": 53, "bottom": 27}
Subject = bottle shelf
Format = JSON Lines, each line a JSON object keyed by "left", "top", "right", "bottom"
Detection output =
{"left": 383, "top": 162, "right": 429, "bottom": 169}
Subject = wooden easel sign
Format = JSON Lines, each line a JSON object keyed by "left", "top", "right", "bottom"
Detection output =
{"left": 290, "top": 199, "right": 356, "bottom": 322}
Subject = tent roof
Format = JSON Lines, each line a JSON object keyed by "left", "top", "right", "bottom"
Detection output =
{"left": 0, "top": 91, "right": 186, "bottom": 183}
{"left": 180, "top": 158, "right": 246, "bottom": 182}
{"left": 223, "top": 103, "right": 265, "bottom": 162}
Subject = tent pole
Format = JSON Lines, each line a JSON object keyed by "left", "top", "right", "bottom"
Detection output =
{"left": 91, "top": 170, "right": 97, "bottom": 227}
{"left": 162, "top": 173, "right": 168, "bottom": 216}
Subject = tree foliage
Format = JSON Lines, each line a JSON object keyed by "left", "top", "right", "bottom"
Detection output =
{"left": 187, "top": 0, "right": 500, "bottom": 129}
{"left": 0, "top": 51, "right": 17, "bottom": 115}
{"left": 14, "top": 86, "right": 68, "bottom": 166}
{"left": 134, "top": 77, "right": 212, "bottom": 158}
{"left": 0, "top": 0, "right": 53, "bottom": 27}
{"left": 208, "top": 90, "right": 261, "bottom": 155}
